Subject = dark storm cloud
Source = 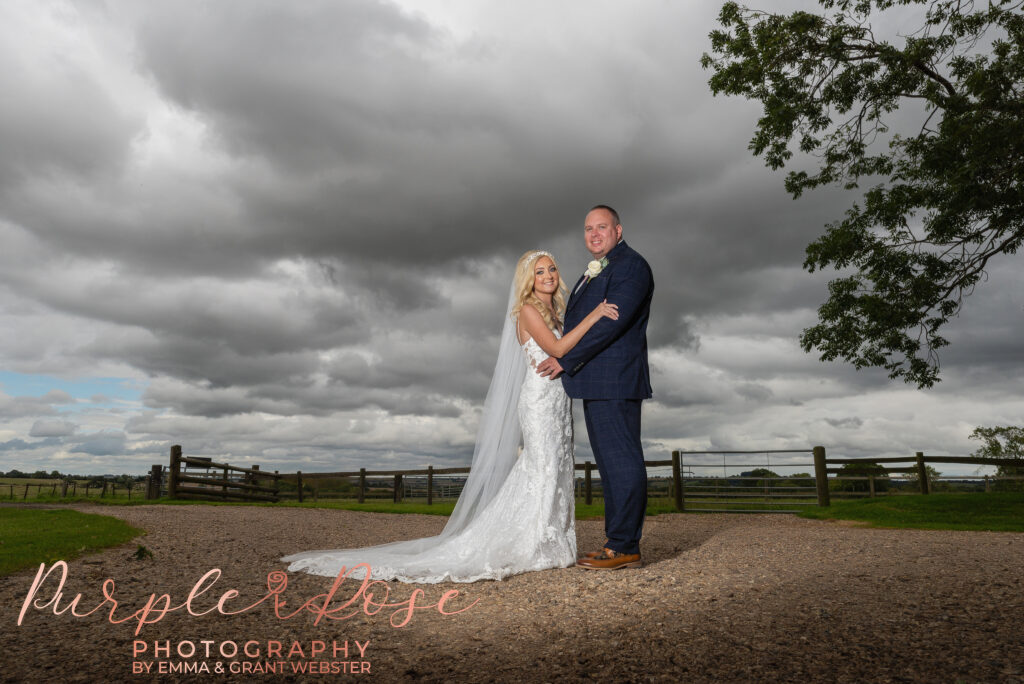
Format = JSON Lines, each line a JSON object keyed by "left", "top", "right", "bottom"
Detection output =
{"left": 98, "top": 0, "right": 730, "bottom": 272}
{"left": 141, "top": 376, "right": 463, "bottom": 418}
{"left": 824, "top": 417, "right": 864, "bottom": 429}
{"left": 0, "top": 20, "right": 137, "bottom": 187}
{"left": 0, "top": 1, "right": 1021, "bottom": 474}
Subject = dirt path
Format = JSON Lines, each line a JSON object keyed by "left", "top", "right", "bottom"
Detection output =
{"left": 2, "top": 503, "right": 1022, "bottom": 682}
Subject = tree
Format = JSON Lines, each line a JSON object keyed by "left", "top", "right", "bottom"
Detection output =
{"left": 970, "top": 425, "right": 1024, "bottom": 490}
{"left": 781, "top": 471, "right": 814, "bottom": 489}
{"left": 901, "top": 463, "right": 944, "bottom": 491}
{"left": 702, "top": 1, "right": 1024, "bottom": 387}
{"left": 739, "top": 468, "right": 780, "bottom": 489}
{"left": 831, "top": 461, "right": 890, "bottom": 492}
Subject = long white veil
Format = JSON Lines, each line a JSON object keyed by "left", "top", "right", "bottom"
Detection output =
{"left": 280, "top": 279, "right": 526, "bottom": 582}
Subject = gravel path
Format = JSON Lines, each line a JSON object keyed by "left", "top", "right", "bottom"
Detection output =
{"left": 2, "top": 502, "right": 1022, "bottom": 682}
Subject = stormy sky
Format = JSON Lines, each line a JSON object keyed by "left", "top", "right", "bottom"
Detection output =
{"left": 1, "top": 0, "right": 1021, "bottom": 478}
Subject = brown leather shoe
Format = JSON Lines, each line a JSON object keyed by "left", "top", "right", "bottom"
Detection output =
{"left": 576, "top": 547, "right": 642, "bottom": 570}
{"left": 581, "top": 541, "right": 612, "bottom": 559}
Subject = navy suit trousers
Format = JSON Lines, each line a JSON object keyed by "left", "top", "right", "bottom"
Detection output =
{"left": 583, "top": 398, "right": 647, "bottom": 555}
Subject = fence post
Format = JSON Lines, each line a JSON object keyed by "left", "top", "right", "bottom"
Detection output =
{"left": 222, "top": 465, "right": 229, "bottom": 500}
{"left": 915, "top": 452, "right": 930, "bottom": 494}
{"left": 358, "top": 468, "right": 366, "bottom": 503}
{"left": 985, "top": 475, "right": 991, "bottom": 493}
{"left": 297, "top": 471, "right": 303, "bottom": 503}
{"left": 813, "top": 445, "right": 830, "bottom": 507}
{"left": 168, "top": 445, "right": 182, "bottom": 498}
{"left": 61, "top": 480, "right": 69, "bottom": 498}
{"left": 393, "top": 474, "right": 403, "bottom": 503}
{"left": 101, "top": 480, "right": 107, "bottom": 498}
{"left": 427, "top": 466, "right": 433, "bottom": 505}
{"left": 584, "top": 461, "right": 593, "bottom": 505}
{"left": 148, "top": 465, "right": 162, "bottom": 499}
{"left": 868, "top": 474, "right": 876, "bottom": 498}
{"left": 672, "top": 450, "right": 684, "bottom": 512}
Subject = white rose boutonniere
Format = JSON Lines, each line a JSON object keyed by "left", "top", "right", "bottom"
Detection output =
{"left": 575, "top": 256, "right": 610, "bottom": 294}
{"left": 585, "top": 256, "right": 609, "bottom": 279}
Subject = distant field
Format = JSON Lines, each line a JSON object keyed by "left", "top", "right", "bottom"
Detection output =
{"left": 0, "top": 479, "right": 146, "bottom": 502}
{"left": 0, "top": 478, "right": 76, "bottom": 486}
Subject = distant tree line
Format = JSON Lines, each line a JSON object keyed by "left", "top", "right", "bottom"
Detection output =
{"left": 2, "top": 469, "right": 145, "bottom": 487}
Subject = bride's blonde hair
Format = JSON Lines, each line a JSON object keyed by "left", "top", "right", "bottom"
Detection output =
{"left": 510, "top": 250, "right": 568, "bottom": 330}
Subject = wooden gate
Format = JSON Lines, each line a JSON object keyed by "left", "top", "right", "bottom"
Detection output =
{"left": 166, "top": 445, "right": 280, "bottom": 502}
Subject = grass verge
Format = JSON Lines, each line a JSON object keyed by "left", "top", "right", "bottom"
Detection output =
{"left": 797, "top": 492, "right": 1024, "bottom": 532}
{"left": 0, "top": 508, "right": 146, "bottom": 577}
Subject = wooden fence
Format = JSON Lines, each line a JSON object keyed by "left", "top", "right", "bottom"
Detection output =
{"left": 4, "top": 444, "right": 1018, "bottom": 509}
{"left": 280, "top": 465, "right": 474, "bottom": 504}
{"left": 814, "top": 448, "right": 1024, "bottom": 507}
{"left": 155, "top": 444, "right": 1019, "bottom": 511}
{"left": 166, "top": 445, "right": 281, "bottom": 502}
{"left": 158, "top": 446, "right": 818, "bottom": 511}
{"left": 2, "top": 479, "right": 147, "bottom": 500}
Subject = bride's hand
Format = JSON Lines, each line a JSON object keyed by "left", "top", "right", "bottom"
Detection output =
{"left": 589, "top": 299, "right": 618, "bottom": 322}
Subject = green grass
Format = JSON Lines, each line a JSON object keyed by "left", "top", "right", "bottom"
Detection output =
{"left": 18, "top": 496, "right": 464, "bottom": 514}
{"left": 0, "top": 508, "right": 146, "bottom": 577}
{"left": 797, "top": 491, "right": 1024, "bottom": 532}
{"left": 1, "top": 483, "right": 146, "bottom": 502}
{"left": 10, "top": 493, "right": 700, "bottom": 519}
{"left": 575, "top": 497, "right": 692, "bottom": 519}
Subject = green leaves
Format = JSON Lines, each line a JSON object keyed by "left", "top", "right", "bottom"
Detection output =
{"left": 703, "top": 0, "right": 1024, "bottom": 387}
{"left": 970, "top": 426, "right": 1024, "bottom": 485}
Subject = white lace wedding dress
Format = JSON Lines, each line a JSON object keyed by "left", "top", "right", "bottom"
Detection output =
{"left": 280, "top": 332, "right": 577, "bottom": 583}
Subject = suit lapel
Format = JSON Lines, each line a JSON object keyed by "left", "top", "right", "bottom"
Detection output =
{"left": 567, "top": 274, "right": 588, "bottom": 312}
{"left": 568, "top": 242, "right": 628, "bottom": 313}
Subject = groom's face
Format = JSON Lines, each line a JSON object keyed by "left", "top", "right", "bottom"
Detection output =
{"left": 584, "top": 208, "right": 622, "bottom": 259}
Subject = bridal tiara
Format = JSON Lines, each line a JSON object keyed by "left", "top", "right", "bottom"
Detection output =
{"left": 523, "top": 250, "right": 553, "bottom": 270}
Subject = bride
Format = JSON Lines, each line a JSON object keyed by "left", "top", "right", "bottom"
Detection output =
{"left": 280, "top": 250, "right": 617, "bottom": 583}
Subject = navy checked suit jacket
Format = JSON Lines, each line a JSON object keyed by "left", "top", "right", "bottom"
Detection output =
{"left": 559, "top": 240, "right": 654, "bottom": 400}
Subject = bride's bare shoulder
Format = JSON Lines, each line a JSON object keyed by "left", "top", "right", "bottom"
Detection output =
{"left": 519, "top": 301, "right": 547, "bottom": 328}
{"left": 520, "top": 302, "right": 561, "bottom": 341}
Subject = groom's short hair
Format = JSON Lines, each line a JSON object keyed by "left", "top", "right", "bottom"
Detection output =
{"left": 589, "top": 204, "right": 621, "bottom": 226}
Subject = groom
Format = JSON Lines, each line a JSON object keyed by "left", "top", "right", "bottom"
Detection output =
{"left": 535, "top": 204, "right": 654, "bottom": 570}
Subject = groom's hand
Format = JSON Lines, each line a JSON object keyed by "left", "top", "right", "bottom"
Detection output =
{"left": 535, "top": 357, "right": 563, "bottom": 379}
